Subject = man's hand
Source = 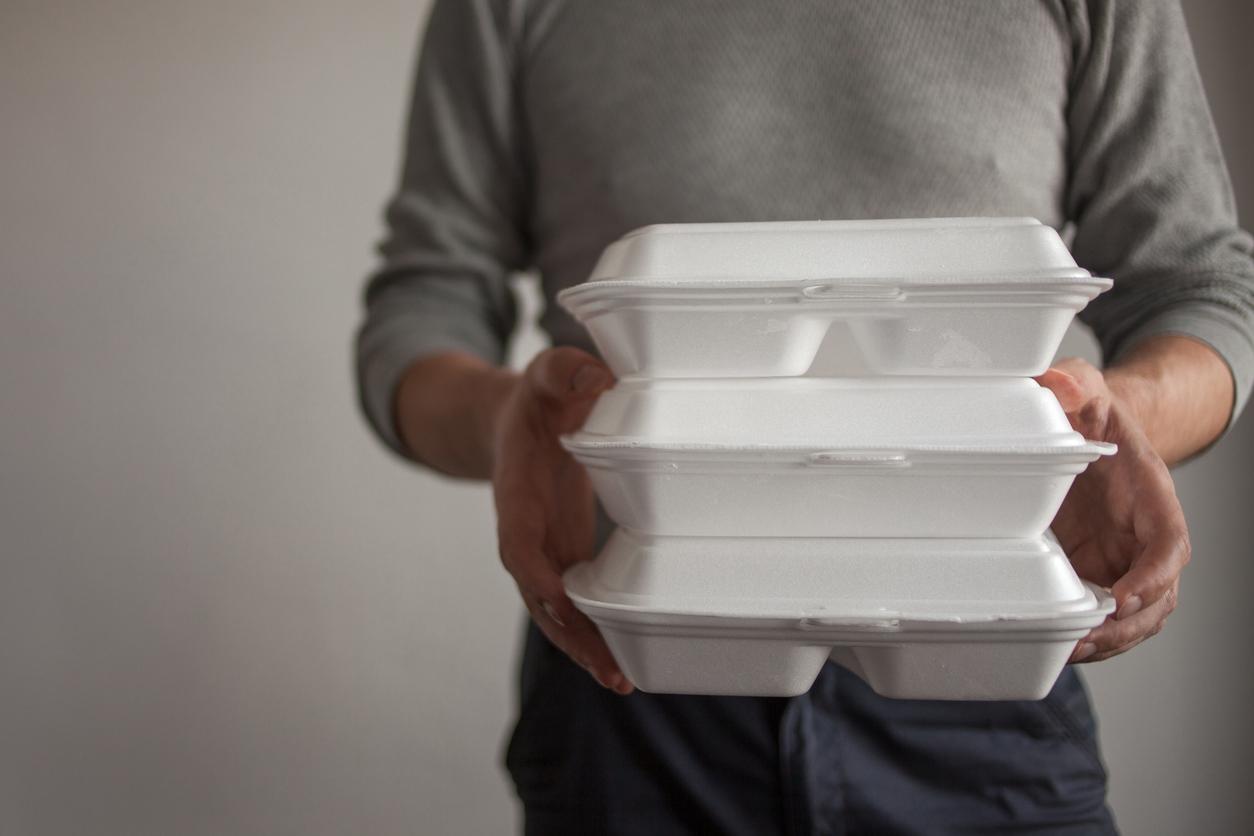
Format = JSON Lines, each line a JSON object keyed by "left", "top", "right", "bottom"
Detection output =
{"left": 1038, "top": 358, "right": 1191, "bottom": 663}
{"left": 491, "top": 347, "right": 633, "bottom": 694}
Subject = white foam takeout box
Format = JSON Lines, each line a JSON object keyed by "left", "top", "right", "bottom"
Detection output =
{"left": 558, "top": 218, "right": 1112, "bottom": 379}
{"left": 566, "top": 531, "right": 1114, "bottom": 700}
{"left": 562, "top": 377, "right": 1114, "bottom": 538}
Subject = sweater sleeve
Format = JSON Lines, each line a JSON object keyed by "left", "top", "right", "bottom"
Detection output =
{"left": 1066, "top": 0, "right": 1254, "bottom": 428}
{"left": 355, "top": 0, "right": 527, "bottom": 457}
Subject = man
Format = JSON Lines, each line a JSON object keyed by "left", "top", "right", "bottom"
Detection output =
{"left": 356, "top": 2, "right": 1254, "bottom": 833}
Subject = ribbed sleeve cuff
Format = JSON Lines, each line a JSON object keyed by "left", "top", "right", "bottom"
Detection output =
{"left": 355, "top": 313, "right": 505, "bottom": 459}
{"left": 1111, "top": 301, "right": 1254, "bottom": 434}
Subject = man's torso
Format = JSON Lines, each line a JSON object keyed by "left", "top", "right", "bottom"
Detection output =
{"left": 515, "top": 0, "right": 1076, "bottom": 346}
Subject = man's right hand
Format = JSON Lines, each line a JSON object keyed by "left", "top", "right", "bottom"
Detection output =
{"left": 490, "top": 347, "right": 633, "bottom": 695}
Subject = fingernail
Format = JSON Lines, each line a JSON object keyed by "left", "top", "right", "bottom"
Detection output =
{"left": 572, "top": 365, "right": 611, "bottom": 394}
{"left": 1073, "top": 642, "right": 1097, "bottom": 661}
{"left": 541, "top": 601, "right": 566, "bottom": 627}
{"left": 1117, "top": 595, "right": 1143, "bottom": 621}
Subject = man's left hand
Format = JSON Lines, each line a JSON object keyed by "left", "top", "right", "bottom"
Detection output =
{"left": 1038, "top": 358, "right": 1191, "bottom": 663}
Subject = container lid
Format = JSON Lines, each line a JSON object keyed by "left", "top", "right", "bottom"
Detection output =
{"left": 565, "top": 530, "right": 1115, "bottom": 630}
{"left": 565, "top": 377, "right": 1111, "bottom": 456}
{"left": 567, "top": 218, "right": 1108, "bottom": 290}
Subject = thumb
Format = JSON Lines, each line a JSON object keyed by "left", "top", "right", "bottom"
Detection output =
{"left": 525, "top": 346, "right": 614, "bottom": 403}
{"left": 1035, "top": 367, "right": 1089, "bottom": 413}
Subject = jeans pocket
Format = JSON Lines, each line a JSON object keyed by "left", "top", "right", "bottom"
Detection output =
{"left": 1032, "top": 669, "right": 1109, "bottom": 776}
{"left": 504, "top": 624, "right": 583, "bottom": 807}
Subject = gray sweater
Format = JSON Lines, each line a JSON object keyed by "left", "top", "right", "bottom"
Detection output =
{"left": 357, "top": 0, "right": 1254, "bottom": 456}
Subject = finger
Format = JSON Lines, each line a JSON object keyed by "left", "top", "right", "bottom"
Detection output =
{"left": 500, "top": 539, "right": 632, "bottom": 695}
{"left": 503, "top": 541, "right": 624, "bottom": 683}
{"left": 1086, "top": 613, "right": 1172, "bottom": 664}
{"left": 1074, "top": 633, "right": 1152, "bottom": 665}
{"left": 522, "top": 592, "right": 633, "bottom": 695}
{"left": 500, "top": 537, "right": 569, "bottom": 608}
{"left": 1070, "top": 588, "right": 1175, "bottom": 663}
{"left": 1113, "top": 514, "right": 1189, "bottom": 620}
{"left": 1037, "top": 357, "right": 1106, "bottom": 403}
{"left": 525, "top": 346, "right": 614, "bottom": 402}
{"left": 1035, "top": 367, "right": 1088, "bottom": 413}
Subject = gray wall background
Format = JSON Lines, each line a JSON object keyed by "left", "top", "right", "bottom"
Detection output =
{"left": 1, "top": 1, "right": 1250, "bottom": 834}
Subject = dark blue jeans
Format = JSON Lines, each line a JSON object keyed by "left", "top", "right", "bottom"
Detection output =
{"left": 506, "top": 622, "right": 1116, "bottom": 835}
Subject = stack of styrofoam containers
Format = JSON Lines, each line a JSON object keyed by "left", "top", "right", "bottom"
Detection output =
{"left": 557, "top": 218, "right": 1116, "bottom": 700}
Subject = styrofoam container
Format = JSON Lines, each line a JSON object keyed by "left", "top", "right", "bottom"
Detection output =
{"left": 558, "top": 218, "right": 1112, "bottom": 379}
{"left": 565, "top": 531, "right": 1115, "bottom": 699}
{"left": 563, "top": 377, "right": 1114, "bottom": 538}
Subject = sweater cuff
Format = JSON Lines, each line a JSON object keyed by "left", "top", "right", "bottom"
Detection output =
{"left": 355, "top": 313, "right": 505, "bottom": 459}
{"left": 1110, "top": 301, "right": 1254, "bottom": 436}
